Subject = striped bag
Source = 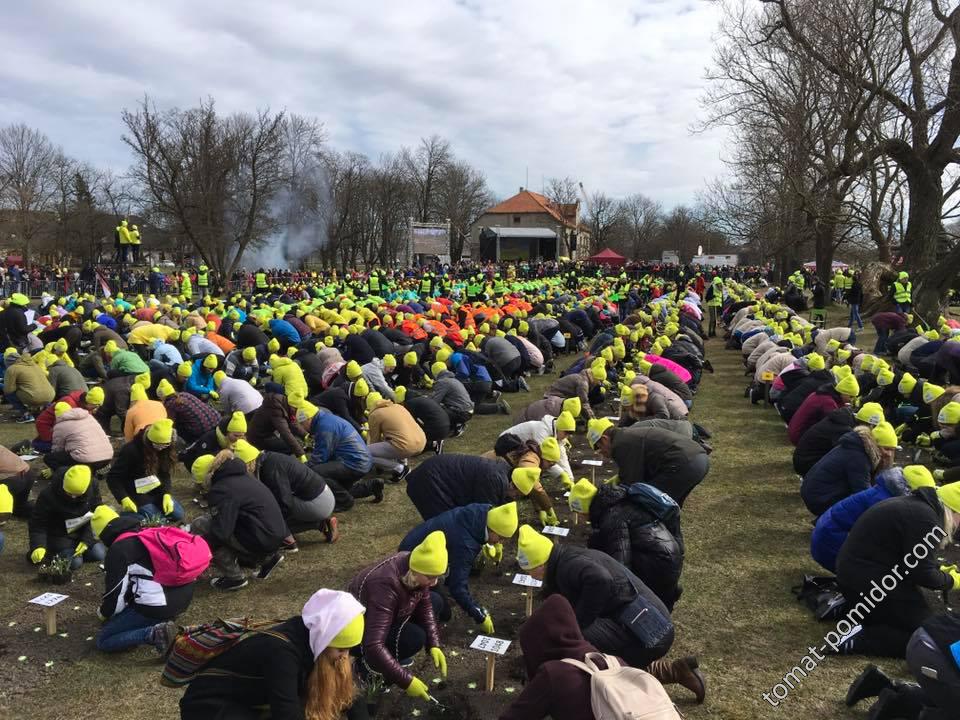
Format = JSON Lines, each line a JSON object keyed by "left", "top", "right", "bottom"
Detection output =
{"left": 160, "top": 618, "right": 288, "bottom": 687}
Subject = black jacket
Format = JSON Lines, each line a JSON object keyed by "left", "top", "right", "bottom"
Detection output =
{"left": 648, "top": 363, "right": 693, "bottom": 401}
{"left": 107, "top": 431, "right": 172, "bottom": 508}
{"left": 779, "top": 370, "right": 834, "bottom": 422}
{"left": 341, "top": 334, "right": 375, "bottom": 365}
{"left": 235, "top": 321, "right": 269, "bottom": 349}
{"left": 205, "top": 458, "right": 287, "bottom": 553}
{"left": 586, "top": 485, "right": 684, "bottom": 611}
{"left": 255, "top": 451, "right": 326, "bottom": 514}
{"left": 99, "top": 516, "right": 195, "bottom": 620}
{"left": 405, "top": 395, "right": 451, "bottom": 441}
{"left": 2, "top": 305, "right": 30, "bottom": 349}
{"left": 610, "top": 427, "right": 705, "bottom": 488}
{"left": 361, "top": 328, "right": 397, "bottom": 358}
{"left": 28, "top": 469, "right": 102, "bottom": 550}
{"left": 180, "top": 616, "right": 312, "bottom": 720}
{"left": 837, "top": 487, "right": 954, "bottom": 599}
{"left": 793, "top": 407, "right": 855, "bottom": 476}
{"left": 406, "top": 454, "right": 510, "bottom": 520}
{"left": 544, "top": 544, "right": 670, "bottom": 631}
{"left": 293, "top": 350, "right": 326, "bottom": 396}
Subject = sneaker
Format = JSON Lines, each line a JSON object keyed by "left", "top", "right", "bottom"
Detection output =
{"left": 391, "top": 464, "right": 411, "bottom": 483}
{"left": 256, "top": 552, "right": 284, "bottom": 580}
{"left": 498, "top": 397, "right": 512, "bottom": 415}
{"left": 16, "top": 413, "right": 35, "bottom": 424}
{"left": 432, "top": 440, "right": 444, "bottom": 455}
{"left": 517, "top": 376, "right": 530, "bottom": 392}
{"left": 322, "top": 516, "right": 340, "bottom": 543}
{"left": 282, "top": 536, "right": 299, "bottom": 553}
{"left": 451, "top": 424, "right": 466, "bottom": 438}
{"left": 149, "top": 621, "right": 178, "bottom": 655}
{"left": 211, "top": 576, "right": 248, "bottom": 591}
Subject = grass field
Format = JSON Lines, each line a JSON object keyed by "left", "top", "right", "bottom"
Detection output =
{"left": 0, "top": 307, "right": 919, "bottom": 719}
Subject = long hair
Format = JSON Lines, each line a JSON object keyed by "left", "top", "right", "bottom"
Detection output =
{"left": 304, "top": 651, "right": 356, "bottom": 720}
{"left": 142, "top": 434, "right": 175, "bottom": 477}
{"left": 941, "top": 506, "right": 957, "bottom": 549}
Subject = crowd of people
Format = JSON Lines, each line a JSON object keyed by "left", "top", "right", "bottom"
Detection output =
{"left": 0, "top": 256, "right": 956, "bottom": 719}
{"left": 732, "top": 284, "right": 960, "bottom": 719}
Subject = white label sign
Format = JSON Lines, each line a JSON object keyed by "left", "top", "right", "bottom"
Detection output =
{"left": 29, "top": 592, "right": 69, "bottom": 607}
{"left": 470, "top": 635, "right": 511, "bottom": 655}
{"left": 542, "top": 525, "right": 570, "bottom": 537}
{"left": 64, "top": 512, "right": 92, "bottom": 533}
{"left": 581, "top": 459, "right": 603, "bottom": 467}
{"left": 18, "top": 454, "right": 39, "bottom": 461}
{"left": 134, "top": 475, "right": 161, "bottom": 494}
{"left": 512, "top": 574, "right": 543, "bottom": 588}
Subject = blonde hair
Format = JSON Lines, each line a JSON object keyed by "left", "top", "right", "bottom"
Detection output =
{"left": 304, "top": 651, "right": 356, "bottom": 720}
{"left": 941, "top": 509, "right": 958, "bottom": 550}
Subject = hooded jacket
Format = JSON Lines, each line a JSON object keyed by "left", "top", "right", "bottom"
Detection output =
{"left": 545, "top": 371, "right": 593, "bottom": 418}
{"left": 268, "top": 356, "right": 308, "bottom": 399}
{"left": 399, "top": 503, "right": 491, "bottom": 623}
{"left": 46, "top": 361, "right": 87, "bottom": 398}
{"left": 367, "top": 400, "right": 426, "bottom": 455}
{"left": 630, "top": 375, "right": 688, "bottom": 419}
{"left": 403, "top": 395, "right": 451, "bottom": 442}
{"left": 308, "top": 409, "right": 373, "bottom": 473}
{"left": 793, "top": 407, "right": 856, "bottom": 476}
{"left": 2, "top": 304, "right": 31, "bottom": 349}
{"left": 586, "top": 484, "right": 684, "bottom": 611}
{"left": 836, "top": 487, "right": 954, "bottom": 600}
{"left": 205, "top": 458, "right": 287, "bottom": 553}
{"left": 52, "top": 407, "right": 114, "bottom": 463}
{"left": 4, "top": 355, "right": 55, "bottom": 407}
{"left": 811, "top": 467, "right": 911, "bottom": 573}
{"left": 499, "top": 595, "right": 605, "bottom": 720}
{"left": 28, "top": 468, "right": 102, "bottom": 549}
{"left": 254, "top": 451, "right": 327, "bottom": 514}
{"left": 544, "top": 544, "right": 671, "bottom": 635}
{"left": 800, "top": 427, "right": 881, "bottom": 516}
{"left": 406, "top": 454, "right": 511, "bottom": 520}
{"left": 788, "top": 384, "right": 844, "bottom": 445}
{"left": 429, "top": 370, "right": 474, "bottom": 416}
{"left": 247, "top": 393, "right": 305, "bottom": 457}
{"left": 185, "top": 360, "right": 215, "bottom": 398}
{"left": 99, "top": 516, "right": 195, "bottom": 620}
{"left": 123, "top": 399, "right": 168, "bottom": 442}
{"left": 360, "top": 358, "right": 395, "bottom": 401}
{"left": 609, "top": 426, "right": 706, "bottom": 491}
{"left": 347, "top": 552, "right": 441, "bottom": 689}
{"left": 779, "top": 369, "right": 834, "bottom": 422}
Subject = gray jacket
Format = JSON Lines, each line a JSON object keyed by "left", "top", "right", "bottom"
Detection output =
{"left": 430, "top": 371, "right": 474, "bottom": 415}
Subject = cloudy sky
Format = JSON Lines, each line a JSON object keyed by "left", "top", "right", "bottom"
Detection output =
{"left": 0, "top": 0, "right": 727, "bottom": 207}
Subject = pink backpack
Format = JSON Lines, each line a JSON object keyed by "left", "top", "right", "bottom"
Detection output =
{"left": 117, "top": 527, "right": 211, "bottom": 586}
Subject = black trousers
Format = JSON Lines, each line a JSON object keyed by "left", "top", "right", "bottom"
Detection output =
{"left": 584, "top": 616, "right": 674, "bottom": 668}
{"left": 837, "top": 584, "right": 933, "bottom": 658}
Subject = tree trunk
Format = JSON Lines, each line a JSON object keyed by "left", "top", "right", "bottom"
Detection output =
{"left": 902, "top": 166, "right": 951, "bottom": 322}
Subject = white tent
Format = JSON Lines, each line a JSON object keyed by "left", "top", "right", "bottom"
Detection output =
{"left": 802, "top": 259, "right": 849, "bottom": 271}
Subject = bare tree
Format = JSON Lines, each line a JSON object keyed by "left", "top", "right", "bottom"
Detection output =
{"left": 122, "top": 97, "right": 286, "bottom": 279}
{"left": 0, "top": 123, "right": 61, "bottom": 268}
{"left": 583, "top": 191, "right": 625, "bottom": 253}
{"left": 544, "top": 176, "right": 580, "bottom": 206}
{"left": 619, "top": 193, "right": 662, "bottom": 260}
{"left": 434, "top": 160, "right": 492, "bottom": 261}
{"left": 402, "top": 135, "right": 451, "bottom": 223}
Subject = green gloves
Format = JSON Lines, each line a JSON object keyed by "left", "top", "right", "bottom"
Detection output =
{"left": 209, "top": 391, "right": 220, "bottom": 401}
{"left": 934, "top": 469, "right": 946, "bottom": 481}
{"left": 405, "top": 676, "right": 430, "bottom": 700}
{"left": 429, "top": 647, "right": 447, "bottom": 678}
{"left": 483, "top": 543, "right": 503, "bottom": 565}
{"left": 941, "top": 564, "right": 960, "bottom": 591}
{"left": 538, "top": 508, "right": 559, "bottom": 527}
{"left": 480, "top": 613, "right": 495, "bottom": 634}
{"left": 559, "top": 472, "right": 574, "bottom": 491}
{"left": 162, "top": 494, "right": 174, "bottom": 515}
{"left": 298, "top": 455, "right": 308, "bottom": 464}
{"left": 916, "top": 433, "right": 932, "bottom": 448}
{"left": 120, "top": 497, "right": 138, "bottom": 513}
{"left": 604, "top": 474, "right": 620, "bottom": 486}
{"left": 894, "top": 423, "right": 907, "bottom": 437}
{"left": 31, "top": 547, "right": 46, "bottom": 564}
{"left": 74, "top": 541, "right": 88, "bottom": 558}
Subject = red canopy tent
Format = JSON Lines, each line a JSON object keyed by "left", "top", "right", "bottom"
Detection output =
{"left": 587, "top": 248, "right": 627, "bottom": 266}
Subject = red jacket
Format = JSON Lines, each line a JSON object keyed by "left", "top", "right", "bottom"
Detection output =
{"left": 788, "top": 387, "right": 843, "bottom": 445}
{"left": 348, "top": 552, "right": 441, "bottom": 689}
{"left": 34, "top": 389, "right": 84, "bottom": 443}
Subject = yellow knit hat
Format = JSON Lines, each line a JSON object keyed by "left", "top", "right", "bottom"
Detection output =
{"left": 227, "top": 411, "right": 247, "bottom": 433}
{"left": 403, "top": 351, "right": 418, "bottom": 367}
{"left": 146, "top": 418, "right": 174, "bottom": 446}
{"left": 296, "top": 401, "right": 320, "bottom": 424}
{"left": 540, "top": 437, "right": 561, "bottom": 463}
{"left": 898, "top": 372, "right": 917, "bottom": 396}
{"left": 409, "top": 530, "right": 448, "bottom": 576}
{"left": 806, "top": 353, "right": 825, "bottom": 371}
{"left": 365, "top": 392, "right": 384, "bottom": 413}
{"left": 923, "top": 383, "right": 945, "bottom": 405}
{"left": 54, "top": 401, "right": 72, "bottom": 417}
{"left": 130, "top": 383, "right": 147, "bottom": 403}
{"left": 591, "top": 364, "right": 606, "bottom": 382}
{"left": 486, "top": 501, "right": 519, "bottom": 538}
{"left": 203, "top": 354, "right": 218, "bottom": 371}
{"left": 328, "top": 612, "right": 365, "bottom": 649}
{"left": 834, "top": 374, "right": 860, "bottom": 398}
{"left": 556, "top": 411, "right": 576, "bottom": 433}
{"left": 562, "top": 397, "right": 582, "bottom": 418}
{"left": 854, "top": 402, "right": 884, "bottom": 426}
{"left": 860, "top": 355, "right": 876, "bottom": 373}
{"left": 177, "top": 361, "right": 193, "bottom": 379}
{"left": 876, "top": 369, "right": 895, "bottom": 387}
{"left": 511, "top": 467, "right": 540, "bottom": 496}
{"left": 191, "top": 455, "right": 216, "bottom": 485}
{"left": 394, "top": 385, "right": 407, "bottom": 404}
{"left": 939, "top": 402, "right": 960, "bottom": 426}
{"left": 517, "top": 524, "right": 553, "bottom": 571}
{"left": 383, "top": 354, "right": 397, "bottom": 370}
{"left": 85, "top": 386, "right": 105, "bottom": 406}
{"left": 431, "top": 361, "right": 446, "bottom": 377}
{"left": 267, "top": 338, "right": 281, "bottom": 354}
{"left": 91, "top": 505, "right": 120, "bottom": 538}
{"left": 871, "top": 421, "right": 899, "bottom": 449}
{"left": 63, "top": 465, "right": 91, "bottom": 495}
{"left": 569, "top": 478, "right": 598, "bottom": 513}
{"left": 156, "top": 379, "right": 176, "bottom": 399}
{"left": 903, "top": 465, "right": 935, "bottom": 490}
{"left": 346, "top": 360, "right": 363, "bottom": 380}
{"left": 135, "top": 371, "right": 151, "bottom": 388}
{"left": 352, "top": 378, "right": 369, "bottom": 398}
{"left": 587, "top": 418, "right": 615, "bottom": 449}
{"left": 242, "top": 347, "right": 257, "bottom": 363}
{"left": 213, "top": 370, "right": 226, "bottom": 388}
{"left": 937, "top": 482, "right": 960, "bottom": 514}
{"left": 233, "top": 439, "right": 260, "bottom": 464}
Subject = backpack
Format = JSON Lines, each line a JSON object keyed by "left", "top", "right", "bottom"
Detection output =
{"left": 791, "top": 574, "right": 848, "bottom": 621}
{"left": 561, "top": 652, "right": 682, "bottom": 719}
{"left": 160, "top": 618, "right": 288, "bottom": 687}
{"left": 626, "top": 483, "right": 681, "bottom": 535}
{"left": 117, "top": 527, "right": 211, "bottom": 587}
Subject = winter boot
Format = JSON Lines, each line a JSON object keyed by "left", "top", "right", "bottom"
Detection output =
{"left": 350, "top": 477, "right": 385, "bottom": 503}
{"left": 646, "top": 655, "right": 706, "bottom": 704}
{"left": 846, "top": 664, "right": 894, "bottom": 706}
{"left": 867, "top": 687, "right": 925, "bottom": 720}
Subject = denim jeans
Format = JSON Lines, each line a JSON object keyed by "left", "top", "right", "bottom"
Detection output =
{"left": 874, "top": 328, "right": 890, "bottom": 354}
{"left": 96, "top": 607, "right": 158, "bottom": 652}
{"left": 137, "top": 499, "right": 186, "bottom": 523}
{"left": 848, "top": 304, "right": 863, "bottom": 329}
{"left": 5, "top": 392, "right": 26, "bottom": 414}
{"left": 51, "top": 538, "right": 106, "bottom": 570}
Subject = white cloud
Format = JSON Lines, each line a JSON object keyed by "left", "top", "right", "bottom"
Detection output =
{"left": 0, "top": 0, "right": 728, "bottom": 206}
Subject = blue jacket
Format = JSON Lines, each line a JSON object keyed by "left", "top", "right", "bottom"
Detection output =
{"left": 398, "top": 503, "right": 490, "bottom": 623}
{"left": 800, "top": 428, "right": 878, "bottom": 517}
{"left": 185, "top": 360, "right": 215, "bottom": 397}
{"left": 309, "top": 409, "right": 373, "bottom": 474}
{"left": 450, "top": 352, "right": 491, "bottom": 383}
{"left": 811, "top": 467, "right": 909, "bottom": 572}
{"left": 268, "top": 319, "right": 301, "bottom": 346}
{"left": 95, "top": 313, "right": 117, "bottom": 330}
